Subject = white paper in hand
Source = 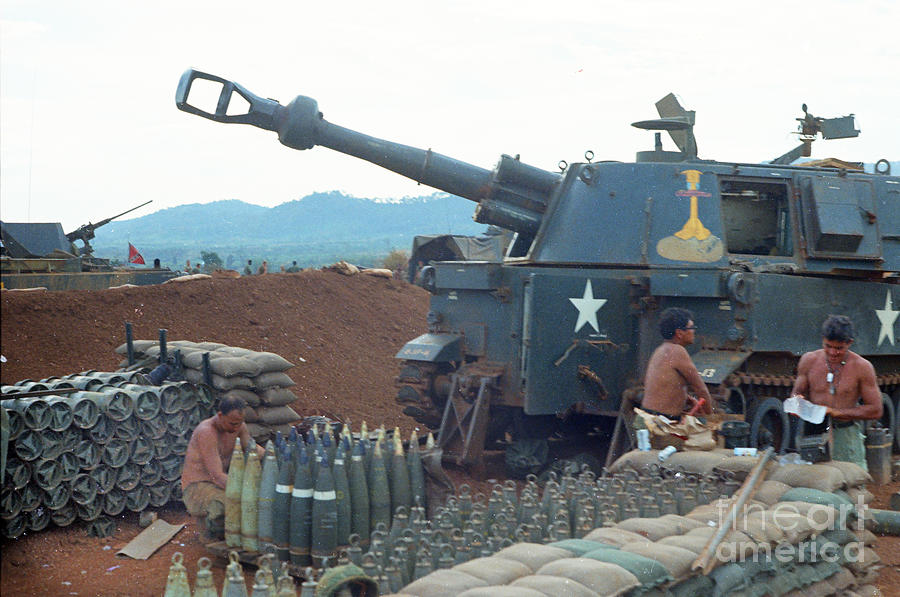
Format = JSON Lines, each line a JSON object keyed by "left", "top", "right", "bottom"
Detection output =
{"left": 783, "top": 395, "right": 827, "bottom": 424}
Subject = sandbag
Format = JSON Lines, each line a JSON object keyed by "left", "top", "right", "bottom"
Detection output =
{"left": 668, "top": 574, "right": 714, "bottom": 597}
{"left": 665, "top": 449, "right": 733, "bottom": 476}
{"left": 457, "top": 587, "right": 545, "bottom": 597}
{"left": 208, "top": 356, "right": 262, "bottom": 378}
{"left": 580, "top": 548, "right": 672, "bottom": 590}
{"left": 843, "top": 486, "right": 874, "bottom": 505}
{"left": 536, "top": 558, "right": 641, "bottom": 597}
{"left": 245, "top": 423, "right": 272, "bottom": 443}
{"left": 712, "top": 454, "right": 761, "bottom": 481}
{"left": 619, "top": 541, "right": 697, "bottom": 581}
{"left": 252, "top": 372, "right": 296, "bottom": 389}
{"left": 766, "top": 463, "right": 845, "bottom": 492}
{"left": 548, "top": 539, "right": 618, "bottom": 556}
{"left": 853, "top": 528, "right": 878, "bottom": 546}
{"left": 360, "top": 268, "right": 393, "bottom": 278}
{"left": 259, "top": 387, "right": 298, "bottom": 406}
{"left": 753, "top": 480, "right": 792, "bottom": 506}
{"left": 183, "top": 368, "right": 205, "bottom": 385}
{"left": 684, "top": 526, "right": 759, "bottom": 560}
{"left": 453, "top": 557, "right": 532, "bottom": 585}
{"left": 255, "top": 405, "right": 300, "bottom": 426}
{"left": 657, "top": 534, "right": 708, "bottom": 554}
{"left": 221, "top": 388, "right": 262, "bottom": 409}
{"left": 657, "top": 514, "right": 707, "bottom": 534}
{"left": 493, "top": 543, "right": 574, "bottom": 572}
{"left": 401, "top": 569, "right": 487, "bottom": 597}
{"left": 195, "top": 342, "right": 227, "bottom": 351}
{"left": 607, "top": 450, "right": 660, "bottom": 473}
{"left": 582, "top": 527, "right": 648, "bottom": 547}
{"left": 825, "top": 567, "right": 855, "bottom": 591}
{"left": 614, "top": 517, "right": 686, "bottom": 541}
{"left": 114, "top": 340, "right": 157, "bottom": 355}
{"left": 510, "top": 574, "right": 601, "bottom": 597}
{"left": 214, "top": 346, "right": 254, "bottom": 357}
{"left": 248, "top": 352, "right": 294, "bottom": 372}
{"left": 735, "top": 509, "right": 787, "bottom": 544}
{"left": 820, "top": 460, "right": 872, "bottom": 488}
{"left": 210, "top": 373, "right": 253, "bottom": 392}
{"left": 183, "top": 351, "right": 223, "bottom": 370}
{"left": 778, "top": 487, "right": 856, "bottom": 516}
{"left": 776, "top": 501, "right": 844, "bottom": 533}
{"left": 242, "top": 406, "right": 259, "bottom": 424}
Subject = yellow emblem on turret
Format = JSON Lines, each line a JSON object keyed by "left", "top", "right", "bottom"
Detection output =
{"left": 674, "top": 169, "right": 711, "bottom": 241}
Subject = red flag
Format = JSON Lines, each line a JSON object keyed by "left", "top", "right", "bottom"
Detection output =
{"left": 127, "top": 243, "right": 145, "bottom": 265}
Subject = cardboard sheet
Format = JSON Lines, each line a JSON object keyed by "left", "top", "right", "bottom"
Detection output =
{"left": 116, "top": 518, "right": 184, "bottom": 560}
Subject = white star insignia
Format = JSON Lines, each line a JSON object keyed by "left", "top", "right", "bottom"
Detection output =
{"left": 569, "top": 280, "right": 607, "bottom": 333}
{"left": 875, "top": 290, "right": 899, "bottom": 346}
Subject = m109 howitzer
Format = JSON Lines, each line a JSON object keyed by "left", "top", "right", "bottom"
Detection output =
{"left": 65, "top": 200, "right": 152, "bottom": 257}
{"left": 176, "top": 68, "right": 900, "bottom": 473}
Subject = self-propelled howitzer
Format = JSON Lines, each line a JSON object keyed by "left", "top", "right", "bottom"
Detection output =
{"left": 176, "top": 69, "right": 900, "bottom": 472}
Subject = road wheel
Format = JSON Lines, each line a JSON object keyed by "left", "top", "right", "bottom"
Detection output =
{"left": 749, "top": 397, "right": 789, "bottom": 454}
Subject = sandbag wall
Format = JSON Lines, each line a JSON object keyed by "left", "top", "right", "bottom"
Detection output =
{"left": 116, "top": 340, "right": 302, "bottom": 443}
{"left": 219, "top": 423, "right": 429, "bottom": 572}
{"left": 381, "top": 450, "right": 882, "bottom": 597}
{"left": 1, "top": 371, "right": 216, "bottom": 538}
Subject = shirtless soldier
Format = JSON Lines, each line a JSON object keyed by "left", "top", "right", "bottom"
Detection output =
{"left": 792, "top": 315, "right": 882, "bottom": 470}
{"left": 634, "top": 308, "right": 712, "bottom": 448}
{"left": 181, "top": 396, "right": 265, "bottom": 538}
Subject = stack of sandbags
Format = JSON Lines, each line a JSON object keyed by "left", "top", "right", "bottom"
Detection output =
{"left": 114, "top": 340, "right": 302, "bottom": 443}
{"left": 383, "top": 455, "right": 882, "bottom": 596}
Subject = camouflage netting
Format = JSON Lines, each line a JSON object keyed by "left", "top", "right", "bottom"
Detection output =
{"left": 378, "top": 450, "right": 883, "bottom": 597}
{"left": 115, "top": 340, "right": 301, "bottom": 443}
{"left": 2, "top": 371, "right": 216, "bottom": 538}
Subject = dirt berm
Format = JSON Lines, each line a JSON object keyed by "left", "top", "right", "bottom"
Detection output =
{"left": 0, "top": 270, "right": 429, "bottom": 432}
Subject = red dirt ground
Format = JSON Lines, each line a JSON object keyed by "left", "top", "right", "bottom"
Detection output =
{"left": 2, "top": 272, "right": 899, "bottom": 595}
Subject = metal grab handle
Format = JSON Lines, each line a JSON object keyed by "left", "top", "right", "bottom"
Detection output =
{"left": 175, "top": 68, "right": 283, "bottom": 131}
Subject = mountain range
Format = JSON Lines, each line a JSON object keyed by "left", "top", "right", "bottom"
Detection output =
{"left": 92, "top": 192, "right": 488, "bottom": 269}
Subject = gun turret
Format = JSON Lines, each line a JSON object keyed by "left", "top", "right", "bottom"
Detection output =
{"left": 65, "top": 200, "right": 152, "bottom": 255}
{"left": 175, "top": 69, "right": 559, "bottom": 238}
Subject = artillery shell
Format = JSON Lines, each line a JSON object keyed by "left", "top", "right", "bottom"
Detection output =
{"left": 332, "top": 442, "right": 352, "bottom": 547}
{"left": 368, "top": 441, "right": 391, "bottom": 534}
{"left": 193, "top": 557, "right": 219, "bottom": 597}
{"left": 407, "top": 430, "right": 426, "bottom": 512}
{"left": 390, "top": 431, "right": 412, "bottom": 514}
{"left": 257, "top": 441, "right": 278, "bottom": 553}
{"left": 241, "top": 444, "right": 261, "bottom": 552}
{"left": 222, "top": 552, "right": 249, "bottom": 597}
{"left": 310, "top": 454, "right": 338, "bottom": 568}
{"left": 348, "top": 440, "right": 370, "bottom": 548}
{"left": 163, "top": 552, "right": 192, "bottom": 597}
{"left": 224, "top": 438, "right": 244, "bottom": 548}
{"left": 289, "top": 446, "right": 313, "bottom": 566}
{"left": 272, "top": 447, "right": 295, "bottom": 563}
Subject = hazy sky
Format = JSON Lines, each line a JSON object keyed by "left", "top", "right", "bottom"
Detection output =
{"left": 2, "top": 0, "right": 898, "bottom": 231}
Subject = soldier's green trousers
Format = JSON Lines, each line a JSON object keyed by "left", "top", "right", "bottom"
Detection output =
{"left": 832, "top": 421, "right": 867, "bottom": 472}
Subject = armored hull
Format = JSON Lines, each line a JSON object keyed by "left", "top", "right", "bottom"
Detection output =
{"left": 174, "top": 69, "right": 900, "bottom": 467}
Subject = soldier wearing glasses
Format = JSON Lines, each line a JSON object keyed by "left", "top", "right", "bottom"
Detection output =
{"left": 633, "top": 307, "right": 713, "bottom": 448}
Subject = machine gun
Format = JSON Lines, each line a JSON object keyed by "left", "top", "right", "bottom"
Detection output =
{"left": 771, "top": 103, "right": 860, "bottom": 165}
{"left": 175, "top": 69, "right": 558, "bottom": 246}
{"left": 65, "top": 200, "right": 152, "bottom": 256}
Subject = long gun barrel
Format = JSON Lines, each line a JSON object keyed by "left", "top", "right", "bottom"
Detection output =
{"left": 175, "top": 69, "right": 559, "bottom": 236}
{"left": 65, "top": 200, "right": 153, "bottom": 243}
